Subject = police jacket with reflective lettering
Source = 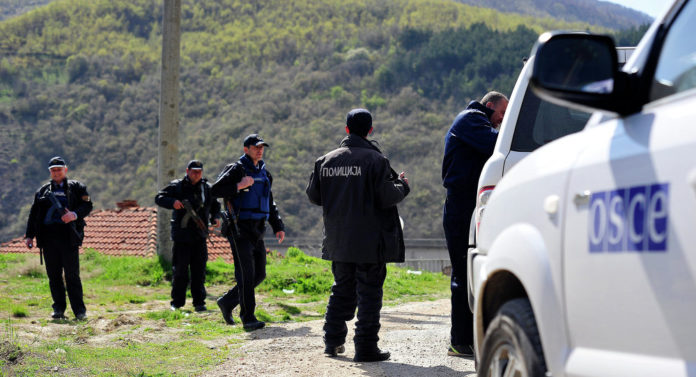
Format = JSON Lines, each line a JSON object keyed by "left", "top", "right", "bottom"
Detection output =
{"left": 155, "top": 176, "right": 221, "bottom": 244}
{"left": 210, "top": 155, "right": 284, "bottom": 240}
{"left": 306, "top": 134, "right": 410, "bottom": 263}
{"left": 25, "top": 179, "right": 93, "bottom": 248}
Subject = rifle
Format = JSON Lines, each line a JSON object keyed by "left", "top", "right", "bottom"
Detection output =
{"left": 45, "top": 191, "right": 81, "bottom": 239}
{"left": 181, "top": 199, "right": 214, "bottom": 246}
{"left": 221, "top": 199, "right": 240, "bottom": 255}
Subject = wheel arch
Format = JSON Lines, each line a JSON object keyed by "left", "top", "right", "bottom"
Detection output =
{"left": 473, "top": 223, "right": 569, "bottom": 375}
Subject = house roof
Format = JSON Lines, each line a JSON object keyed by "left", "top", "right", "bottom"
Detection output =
{"left": 0, "top": 204, "right": 233, "bottom": 262}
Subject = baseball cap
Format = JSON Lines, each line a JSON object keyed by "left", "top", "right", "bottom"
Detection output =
{"left": 243, "top": 134, "right": 270, "bottom": 147}
{"left": 187, "top": 160, "right": 203, "bottom": 170}
{"left": 48, "top": 156, "right": 66, "bottom": 169}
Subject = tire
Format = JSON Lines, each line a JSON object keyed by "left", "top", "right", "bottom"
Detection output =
{"left": 478, "top": 298, "right": 547, "bottom": 377}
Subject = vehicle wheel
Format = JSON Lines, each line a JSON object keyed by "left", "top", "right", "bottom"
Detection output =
{"left": 478, "top": 298, "right": 547, "bottom": 377}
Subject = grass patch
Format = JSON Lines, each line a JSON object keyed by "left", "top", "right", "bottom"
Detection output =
{"left": 0, "top": 247, "right": 448, "bottom": 375}
{"left": 10, "top": 305, "right": 28, "bottom": 318}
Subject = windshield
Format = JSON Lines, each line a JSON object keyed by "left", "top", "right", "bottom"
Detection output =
{"left": 510, "top": 89, "right": 591, "bottom": 152}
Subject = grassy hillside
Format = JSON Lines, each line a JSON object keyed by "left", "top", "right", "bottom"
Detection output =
{"left": 0, "top": 0, "right": 620, "bottom": 242}
{"left": 0, "top": 0, "right": 55, "bottom": 20}
{"left": 454, "top": 0, "right": 653, "bottom": 29}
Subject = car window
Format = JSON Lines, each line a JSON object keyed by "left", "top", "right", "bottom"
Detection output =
{"left": 650, "top": 1, "right": 696, "bottom": 101}
{"left": 510, "top": 89, "right": 591, "bottom": 152}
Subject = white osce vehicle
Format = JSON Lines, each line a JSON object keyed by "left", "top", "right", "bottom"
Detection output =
{"left": 468, "top": 47, "right": 634, "bottom": 268}
{"left": 469, "top": 48, "right": 634, "bottom": 256}
{"left": 468, "top": 0, "right": 696, "bottom": 376}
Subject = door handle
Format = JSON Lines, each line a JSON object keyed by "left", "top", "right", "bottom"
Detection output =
{"left": 574, "top": 190, "right": 592, "bottom": 206}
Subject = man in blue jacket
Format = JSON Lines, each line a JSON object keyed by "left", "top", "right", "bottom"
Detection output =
{"left": 442, "top": 91, "right": 508, "bottom": 357}
{"left": 212, "top": 134, "right": 285, "bottom": 331}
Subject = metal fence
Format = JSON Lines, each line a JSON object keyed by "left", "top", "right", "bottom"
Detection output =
{"left": 264, "top": 238, "right": 451, "bottom": 274}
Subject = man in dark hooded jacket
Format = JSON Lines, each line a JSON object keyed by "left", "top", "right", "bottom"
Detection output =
{"left": 442, "top": 91, "right": 508, "bottom": 357}
{"left": 306, "top": 108, "right": 410, "bottom": 362}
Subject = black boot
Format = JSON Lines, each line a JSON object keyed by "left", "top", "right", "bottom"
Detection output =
{"left": 217, "top": 298, "right": 235, "bottom": 325}
{"left": 324, "top": 344, "right": 345, "bottom": 357}
{"left": 354, "top": 347, "right": 390, "bottom": 362}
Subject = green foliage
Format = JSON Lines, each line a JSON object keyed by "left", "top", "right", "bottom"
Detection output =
{"left": 10, "top": 305, "right": 27, "bottom": 318}
{"left": 205, "top": 257, "right": 236, "bottom": 285}
{"left": 81, "top": 249, "right": 166, "bottom": 286}
{"left": 0, "top": 0, "right": 605, "bottom": 243}
{"left": 260, "top": 248, "right": 333, "bottom": 298}
{"left": 612, "top": 23, "right": 650, "bottom": 46}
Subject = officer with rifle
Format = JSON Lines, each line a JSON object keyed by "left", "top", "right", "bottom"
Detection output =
{"left": 24, "top": 156, "right": 93, "bottom": 320}
{"left": 155, "top": 160, "right": 221, "bottom": 312}
{"left": 212, "top": 134, "right": 285, "bottom": 331}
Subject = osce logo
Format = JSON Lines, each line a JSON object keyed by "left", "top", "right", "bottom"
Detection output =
{"left": 588, "top": 183, "right": 669, "bottom": 252}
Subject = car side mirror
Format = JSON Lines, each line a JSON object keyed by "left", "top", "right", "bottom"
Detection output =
{"left": 530, "top": 32, "right": 638, "bottom": 115}
{"left": 533, "top": 33, "right": 617, "bottom": 94}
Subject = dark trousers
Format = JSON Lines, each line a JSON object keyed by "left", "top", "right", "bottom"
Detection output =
{"left": 443, "top": 193, "right": 475, "bottom": 347}
{"left": 171, "top": 240, "right": 208, "bottom": 308}
{"left": 219, "top": 234, "right": 266, "bottom": 324}
{"left": 324, "top": 262, "right": 387, "bottom": 351}
{"left": 42, "top": 238, "right": 85, "bottom": 316}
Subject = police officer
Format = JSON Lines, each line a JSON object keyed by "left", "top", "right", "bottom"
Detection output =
{"left": 212, "top": 134, "right": 285, "bottom": 331}
{"left": 442, "top": 91, "right": 508, "bottom": 357}
{"left": 306, "top": 109, "right": 410, "bottom": 362}
{"left": 24, "top": 156, "right": 93, "bottom": 320}
{"left": 155, "top": 160, "right": 221, "bottom": 312}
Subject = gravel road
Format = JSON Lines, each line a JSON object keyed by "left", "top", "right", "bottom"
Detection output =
{"left": 202, "top": 299, "right": 476, "bottom": 377}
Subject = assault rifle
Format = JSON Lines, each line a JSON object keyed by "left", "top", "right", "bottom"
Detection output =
{"left": 181, "top": 199, "right": 214, "bottom": 246}
{"left": 220, "top": 200, "right": 240, "bottom": 254}
{"left": 45, "top": 191, "right": 81, "bottom": 239}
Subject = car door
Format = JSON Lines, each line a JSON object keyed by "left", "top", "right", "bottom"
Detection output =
{"left": 562, "top": 1, "right": 696, "bottom": 376}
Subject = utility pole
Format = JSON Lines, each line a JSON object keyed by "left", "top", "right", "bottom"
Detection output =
{"left": 157, "top": 0, "right": 181, "bottom": 263}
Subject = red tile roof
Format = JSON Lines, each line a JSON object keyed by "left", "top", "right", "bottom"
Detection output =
{"left": 0, "top": 206, "right": 233, "bottom": 262}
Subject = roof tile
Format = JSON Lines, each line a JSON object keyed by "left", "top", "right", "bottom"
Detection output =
{"left": 0, "top": 207, "right": 233, "bottom": 263}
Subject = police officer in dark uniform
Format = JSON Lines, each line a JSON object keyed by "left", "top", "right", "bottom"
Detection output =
{"left": 24, "top": 156, "right": 93, "bottom": 320}
{"left": 212, "top": 134, "right": 285, "bottom": 331}
{"left": 306, "top": 109, "right": 410, "bottom": 362}
{"left": 442, "top": 91, "right": 507, "bottom": 357}
{"left": 155, "top": 160, "right": 221, "bottom": 312}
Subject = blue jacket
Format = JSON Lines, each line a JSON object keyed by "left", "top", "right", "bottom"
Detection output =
{"left": 442, "top": 101, "right": 499, "bottom": 196}
{"left": 211, "top": 155, "right": 284, "bottom": 240}
{"left": 233, "top": 156, "right": 271, "bottom": 221}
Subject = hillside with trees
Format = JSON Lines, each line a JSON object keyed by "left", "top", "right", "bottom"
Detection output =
{"left": 0, "top": 0, "right": 55, "bottom": 20}
{"left": 0, "top": 0, "right": 645, "bottom": 243}
{"left": 454, "top": 0, "right": 653, "bottom": 29}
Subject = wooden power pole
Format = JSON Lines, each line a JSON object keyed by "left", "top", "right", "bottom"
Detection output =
{"left": 157, "top": 0, "right": 181, "bottom": 262}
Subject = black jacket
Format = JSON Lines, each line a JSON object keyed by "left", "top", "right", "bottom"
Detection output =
{"left": 25, "top": 179, "right": 93, "bottom": 248}
{"left": 210, "top": 155, "right": 285, "bottom": 240}
{"left": 306, "top": 135, "right": 410, "bottom": 263}
{"left": 155, "top": 176, "right": 221, "bottom": 243}
{"left": 442, "top": 101, "right": 498, "bottom": 197}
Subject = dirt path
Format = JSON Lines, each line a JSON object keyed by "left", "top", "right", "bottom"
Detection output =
{"left": 203, "top": 299, "right": 476, "bottom": 377}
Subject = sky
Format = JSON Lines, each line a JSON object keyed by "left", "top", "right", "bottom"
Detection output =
{"left": 603, "top": 0, "right": 670, "bottom": 18}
